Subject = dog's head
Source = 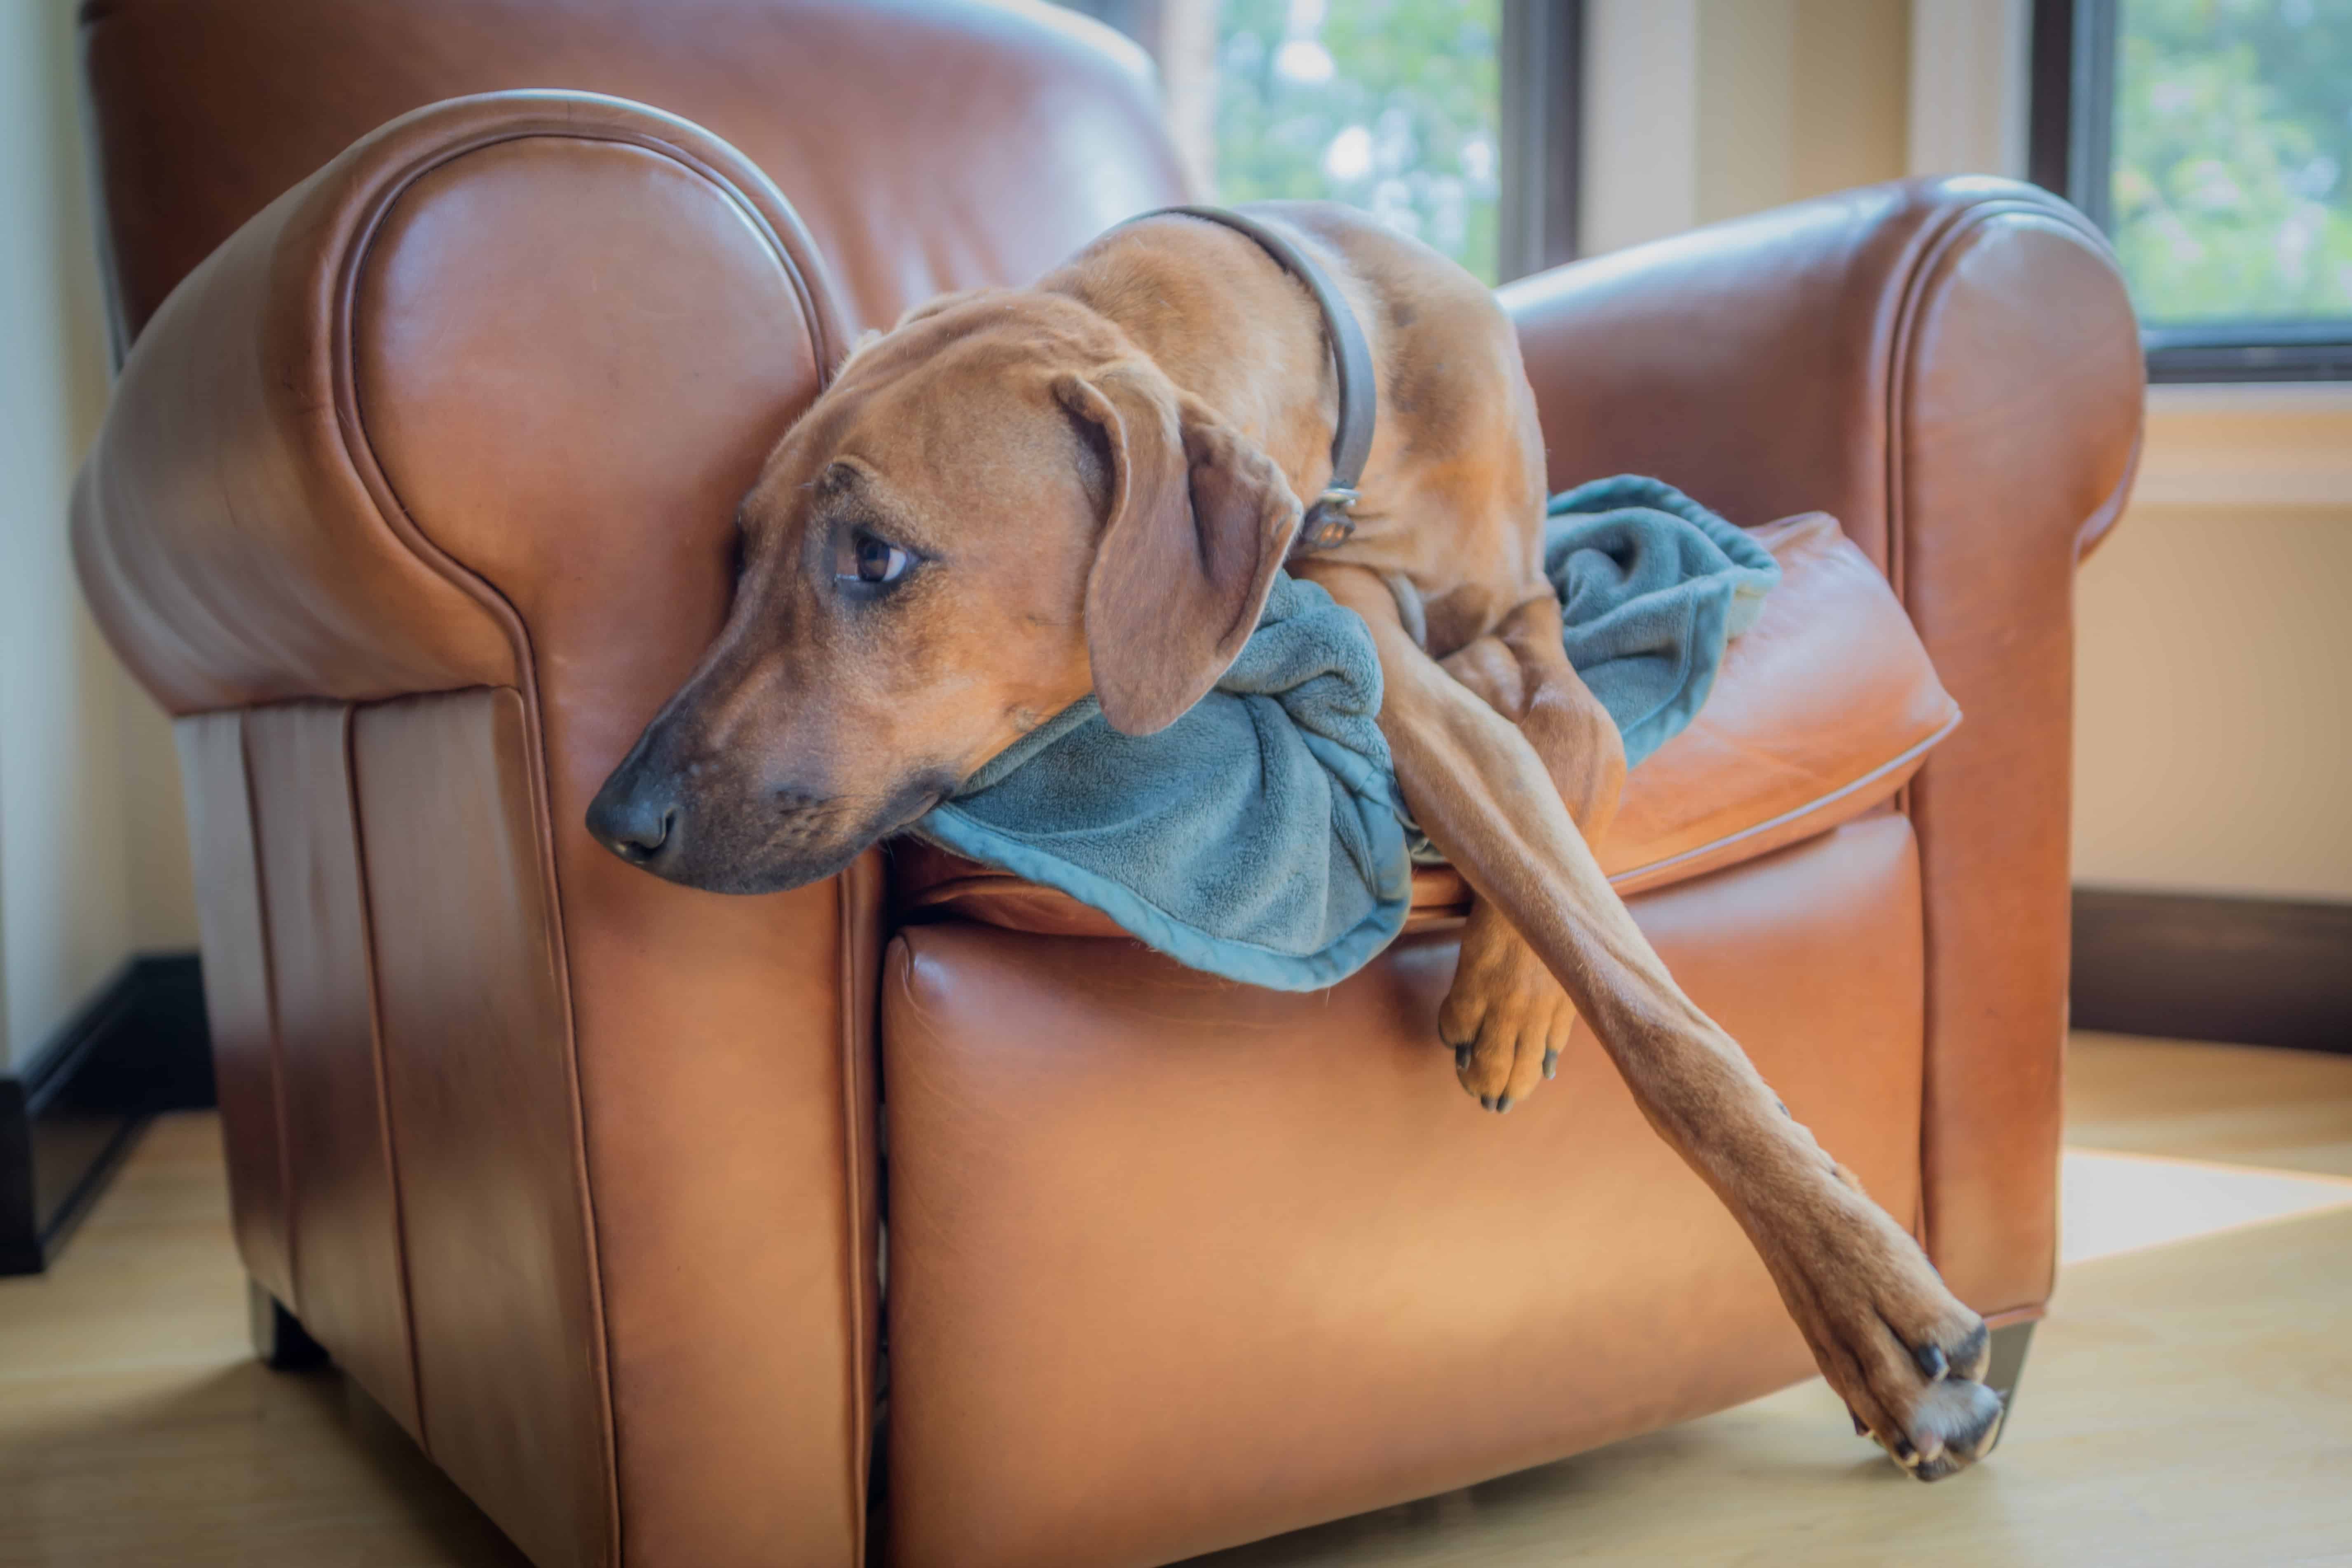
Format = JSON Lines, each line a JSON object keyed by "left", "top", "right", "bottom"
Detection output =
{"left": 586, "top": 289, "right": 1302, "bottom": 893}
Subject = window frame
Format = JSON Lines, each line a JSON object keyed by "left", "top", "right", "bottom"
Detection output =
{"left": 1497, "top": 0, "right": 1584, "bottom": 280}
{"left": 2031, "top": 0, "right": 2352, "bottom": 383}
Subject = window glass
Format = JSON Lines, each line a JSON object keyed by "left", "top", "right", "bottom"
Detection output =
{"left": 1212, "top": 0, "right": 1503, "bottom": 282}
{"left": 1057, "top": 0, "right": 1504, "bottom": 281}
{"left": 2111, "top": 0, "right": 2352, "bottom": 326}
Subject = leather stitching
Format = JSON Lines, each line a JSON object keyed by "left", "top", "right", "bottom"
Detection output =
{"left": 232, "top": 711, "right": 302, "bottom": 1313}
{"left": 331, "top": 698, "right": 430, "bottom": 1441}
{"left": 1606, "top": 712, "right": 1961, "bottom": 895}
{"left": 836, "top": 856, "right": 880, "bottom": 1563}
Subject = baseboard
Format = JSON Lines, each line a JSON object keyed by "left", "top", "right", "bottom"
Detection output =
{"left": 0, "top": 953, "right": 212, "bottom": 1275}
{"left": 2072, "top": 887, "right": 2352, "bottom": 1053}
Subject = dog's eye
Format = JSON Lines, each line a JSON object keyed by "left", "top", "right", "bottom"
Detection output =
{"left": 838, "top": 532, "right": 911, "bottom": 586}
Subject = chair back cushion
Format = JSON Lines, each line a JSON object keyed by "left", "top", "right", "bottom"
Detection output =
{"left": 81, "top": 0, "right": 1189, "bottom": 342}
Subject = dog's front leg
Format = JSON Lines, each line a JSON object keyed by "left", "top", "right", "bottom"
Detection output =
{"left": 1435, "top": 594, "right": 1623, "bottom": 1111}
{"left": 1304, "top": 561, "right": 2005, "bottom": 1480}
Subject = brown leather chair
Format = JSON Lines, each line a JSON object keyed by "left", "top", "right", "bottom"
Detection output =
{"left": 70, "top": 3, "right": 2144, "bottom": 1565}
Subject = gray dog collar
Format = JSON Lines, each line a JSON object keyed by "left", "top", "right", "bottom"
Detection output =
{"left": 1123, "top": 205, "right": 1378, "bottom": 553}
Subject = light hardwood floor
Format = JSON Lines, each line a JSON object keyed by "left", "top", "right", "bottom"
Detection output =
{"left": 2067, "top": 1030, "right": 2352, "bottom": 1177}
{"left": 0, "top": 1114, "right": 529, "bottom": 1568}
{"left": 2, "top": 1035, "right": 2348, "bottom": 1568}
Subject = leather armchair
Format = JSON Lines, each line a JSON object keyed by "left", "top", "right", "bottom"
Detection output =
{"left": 70, "top": 4, "right": 2143, "bottom": 1566}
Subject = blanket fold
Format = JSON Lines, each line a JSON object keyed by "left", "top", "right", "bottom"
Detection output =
{"left": 1545, "top": 475, "right": 1780, "bottom": 768}
{"left": 913, "top": 476, "right": 1778, "bottom": 991}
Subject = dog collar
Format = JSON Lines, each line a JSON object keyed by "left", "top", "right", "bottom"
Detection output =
{"left": 1125, "top": 205, "right": 1377, "bottom": 552}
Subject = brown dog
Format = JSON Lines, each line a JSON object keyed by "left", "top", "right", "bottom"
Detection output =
{"left": 587, "top": 201, "right": 2006, "bottom": 1479}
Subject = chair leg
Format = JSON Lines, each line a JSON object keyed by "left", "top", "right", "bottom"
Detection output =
{"left": 1980, "top": 1320, "right": 2035, "bottom": 1455}
{"left": 248, "top": 1276, "right": 328, "bottom": 1371}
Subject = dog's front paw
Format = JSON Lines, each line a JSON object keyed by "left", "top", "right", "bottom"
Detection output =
{"left": 1769, "top": 1181, "right": 2002, "bottom": 1481}
{"left": 1440, "top": 909, "right": 1576, "bottom": 1113}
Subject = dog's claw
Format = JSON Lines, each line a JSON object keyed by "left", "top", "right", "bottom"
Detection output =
{"left": 1951, "top": 1320, "right": 1992, "bottom": 1382}
{"left": 1541, "top": 1049, "right": 1558, "bottom": 1079}
{"left": 1915, "top": 1342, "right": 1949, "bottom": 1381}
{"left": 1438, "top": 909, "right": 1570, "bottom": 1111}
{"left": 1849, "top": 1358, "right": 2006, "bottom": 1481}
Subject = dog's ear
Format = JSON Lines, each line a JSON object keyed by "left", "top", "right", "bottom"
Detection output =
{"left": 1055, "top": 369, "right": 1300, "bottom": 736}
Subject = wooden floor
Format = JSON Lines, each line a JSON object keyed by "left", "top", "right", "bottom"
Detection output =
{"left": 2066, "top": 1030, "right": 2352, "bottom": 1177}
{"left": 2, "top": 1035, "right": 2348, "bottom": 1568}
{"left": 0, "top": 1114, "right": 529, "bottom": 1568}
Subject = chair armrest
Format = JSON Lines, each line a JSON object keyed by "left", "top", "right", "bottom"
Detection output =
{"left": 76, "top": 91, "right": 881, "bottom": 1568}
{"left": 75, "top": 89, "right": 849, "bottom": 715}
{"left": 1497, "top": 177, "right": 2140, "bottom": 568}
{"left": 1499, "top": 178, "right": 2146, "bottom": 1317}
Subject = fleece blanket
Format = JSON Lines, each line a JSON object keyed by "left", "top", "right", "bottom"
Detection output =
{"left": 912, "top": 476, "right": 1778, "bottom": 991}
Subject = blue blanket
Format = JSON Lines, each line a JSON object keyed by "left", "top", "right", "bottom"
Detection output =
{"left": 912, "top": 476, "right": 1778, "bottom": 991}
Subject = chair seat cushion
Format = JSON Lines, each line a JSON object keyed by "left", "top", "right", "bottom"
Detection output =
{"left": 891, "top": 511, "right": 1956, "bottom": 933}
{"left": 879, "top": 816, "right": 1930, "bottom": 1568}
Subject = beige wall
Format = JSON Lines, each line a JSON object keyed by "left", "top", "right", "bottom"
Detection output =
{"left": 1905, "top": 0, "right": 2030, "bottom": 180}
{"left": 1696, "top": 0, "right": 1911, "bottom": 227}
{"left": 1581, "top": 0, "right": 1703, "bottom": 253}
{"left": 1584, "top": 0, "right": 1912, "bottom": 251}
{"left": 2076, "top": 395, "right": 2352, "bottom": 902}
{"left": 0, "top": 1, "right": 197, "bottom": 1070}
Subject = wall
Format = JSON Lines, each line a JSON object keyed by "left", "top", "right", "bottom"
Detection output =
{"left": 1696, "top": 0, "right": 1911, "bottom": 227}
{"left": 0, "top": 1, "right": 197, "bottom": 1071}
{"left": 1581, "top": 0, "right": 1912, "bottom": 253}
{"left": 2075, "top": 391, "right": 2352, "bottom": 902}
{"left": 1581, "top": 0, "right": 1703, "bottom": 254}
{"left": 1905, "top": 0, "right": 2030, "bottom": 180}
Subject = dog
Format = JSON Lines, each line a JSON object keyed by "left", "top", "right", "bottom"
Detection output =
{"left": 586, "top": 201, "right": 2006, "bottom": 1479}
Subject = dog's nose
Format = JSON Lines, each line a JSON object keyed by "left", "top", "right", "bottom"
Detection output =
{"left": 587, "top": 769, "right": 681, "bottom": 868}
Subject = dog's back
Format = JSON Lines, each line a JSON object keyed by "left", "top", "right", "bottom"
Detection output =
{"left": 1049, "top": 202, "right": 1553, "bottom": 658}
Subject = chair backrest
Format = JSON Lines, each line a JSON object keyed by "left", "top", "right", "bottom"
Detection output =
{"left": 80, "top": 0, "right": 1191, "bottom": 344}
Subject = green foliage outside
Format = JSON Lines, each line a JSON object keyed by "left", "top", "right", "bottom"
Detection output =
{"left": 2113, "top": 0, "right": 2352, "bottom": 324}
{"left": 1210, "top": 0, "right": 1502, "bottom": 282}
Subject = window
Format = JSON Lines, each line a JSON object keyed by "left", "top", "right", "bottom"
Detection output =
{"left": 1213, "top": 0, "right": 1503, "bottom": 279}
{"left": 2035, "top": 0, "right": 2352, "bottom": 380}
{"left": 1059, "top": 0, "right": 1579, "bottom": 284}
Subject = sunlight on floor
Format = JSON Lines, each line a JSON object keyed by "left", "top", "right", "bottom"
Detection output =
{"left": 2059, "top": 1148, "right": 2352, "bottom": 1265}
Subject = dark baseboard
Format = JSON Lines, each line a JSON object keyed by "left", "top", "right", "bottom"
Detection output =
{"left": 0, "top": 953, "right": 212, "bottom": 1275}
{"left": 2072, "top": 887, "right": 2352, "bottom": 1053}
